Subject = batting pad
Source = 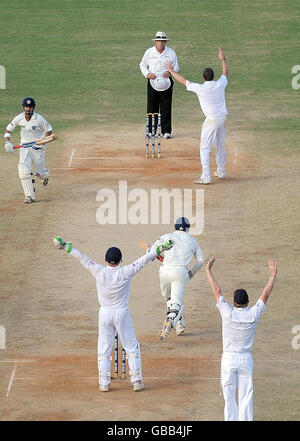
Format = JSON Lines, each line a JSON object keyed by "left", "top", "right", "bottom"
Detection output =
{"left": 18, "top": 163, "right": 35, "bottom": 198}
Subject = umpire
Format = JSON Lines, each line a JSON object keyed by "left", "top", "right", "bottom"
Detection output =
{"left": 139, "top": 31, "right": 179, "bottom": 139}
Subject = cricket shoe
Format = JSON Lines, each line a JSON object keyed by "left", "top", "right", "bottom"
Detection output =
{"left": 194, "top": 177, "right": 211, "bottom": 185}
{"left": 163, "top": 133, "right": 171, "bottom": 139}
{"left": 99, "top": 384, "right": 110, "bottom": 392}
{"left": 214, "top": 171, "right": 225, "bottom": 179}
{"left": 133, "top": 381, "right": 145, "bottom": 392}
{"left": 24, "top": 196, "right": 35, "bottom": 204}
{"left": 160, "top": 318, "right": 172, "bottom": 340}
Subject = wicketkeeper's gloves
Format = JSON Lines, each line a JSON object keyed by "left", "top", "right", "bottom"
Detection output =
{"left": 53, "top": 237, "right": 73, "bottom": 253}
{"left": 156, "top": 240, "right": 174, "bottom": 255}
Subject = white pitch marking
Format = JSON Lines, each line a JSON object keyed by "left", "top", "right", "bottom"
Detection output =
{"left": 13, "top": 377, "right": 35, "bottom": 380}
{"left": 6, "top": 364, "right": 17, "bottom": 397}
{"left": 68, "top": 148, "right": 75, "bottom": 168}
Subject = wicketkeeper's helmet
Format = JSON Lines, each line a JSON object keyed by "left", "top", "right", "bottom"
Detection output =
{"left": 174, "top": 217, "right": 190, "bottom": 231}
{"left": 22, "top": 97, "right": 36, "bottom": 108}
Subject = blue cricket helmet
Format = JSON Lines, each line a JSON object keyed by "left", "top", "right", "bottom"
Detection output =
{"left": 22, "top": 97, "right": 36, "bottom": 107}
{"left": 174, "top": 217, "right": 190, "bottom": 231}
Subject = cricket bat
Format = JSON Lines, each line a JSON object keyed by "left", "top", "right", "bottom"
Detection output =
{"left": 138, "top": 241, "right": 164, "bottom": 262}
{"left": 13, "top": 134, "right": 58, "bottom": 149}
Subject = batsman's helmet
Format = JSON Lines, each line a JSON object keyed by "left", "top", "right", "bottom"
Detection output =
{"left": 22, "top": 97, "right": 36, "bottom": 108}
{"left": 174, "top": 217, "right": 190, "bottom": 231}
{"left": 105, "top": 247, "right": 122, "bottom": 264}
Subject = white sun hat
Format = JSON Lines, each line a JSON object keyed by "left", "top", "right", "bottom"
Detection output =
{"left": 150, "top": 77, "right": 171, "bottom": 92}
{"left": 152, "top": 31, "right": 169, "bottom": 41}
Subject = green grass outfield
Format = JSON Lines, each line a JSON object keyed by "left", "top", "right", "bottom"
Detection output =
{"left": 0, "top": 0, "right": 299, "bottom": 151}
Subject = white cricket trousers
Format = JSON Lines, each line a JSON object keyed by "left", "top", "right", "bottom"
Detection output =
{"left": 159, "top": 265, "right": 189, "bottom": 305}
{"left": 221, "top": 352, "right": 254, "bottom": 421}
{"left": 18, "top": 147, "right": 50, "bottom": 198}
{"left": 98, "top": 306, "right": 142, "bottom": 387}
{"left": 200, "top": 117, "right": 226, "bottom": 180}
{"left": 19, "top": 146, "right": 49, "bottom": 177}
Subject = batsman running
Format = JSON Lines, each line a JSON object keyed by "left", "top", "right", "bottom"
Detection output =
{"left": 149, "top": 217, "right": 205, "bottom": 339}
{"left": 4, "top": 97, "right": 53, "bottom": 204}
{"left": 53, "top": 236, "right": 174, "bottom": 392}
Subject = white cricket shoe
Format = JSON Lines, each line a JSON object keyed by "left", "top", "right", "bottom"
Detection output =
{"left": 99, "top": 384, "right": 110, "bottom": 392}
{"left": 214, "top": 171, "right": 225, "bottom": 179}
{"left": 163, "top": 133, "right": 171, "bottom": 139}
{"left": 24, "top": 196, "right": 35, "bottom": 204}
{"left": 194, "top": 178, "right": 211, "bottom": 185}
{"left": 133, "top": 381, "right": 145, "bottom": 392}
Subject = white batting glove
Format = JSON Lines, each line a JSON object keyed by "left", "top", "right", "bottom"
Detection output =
{"left": 5, "top": 141, "right": 14, "bottom": 153}
{"left": 53, "top": 237, "right": 73, "bottom": 253}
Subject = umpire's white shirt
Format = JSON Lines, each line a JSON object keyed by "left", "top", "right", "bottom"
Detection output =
{"left": 70, "top": 248, "right": 157, "bottom": 308}
{"left": 6, "top": 112, "right": 52, "bottom": 144}
{"left": 217, "top": 296, "right": 266, "bottom": 353}
{"left": 139, "top": 46, "right": 179, "bottom": 79}
{"left": 186, "top": 75, "right": 228, "bottom": 119}
{"left": 151, "top": 230, "right": 204, "bottom": 273}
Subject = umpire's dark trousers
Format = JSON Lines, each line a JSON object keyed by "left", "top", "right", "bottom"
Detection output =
{"left": 147, "top": 77, "right": 174, "bottom": 135}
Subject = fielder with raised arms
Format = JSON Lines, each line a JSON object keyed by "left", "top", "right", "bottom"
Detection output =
{"left": 53, "top": 236, "right": 174, "bottom": 392}
{"left": 206, "top": 256, "right": 278, "bottom": 421}
{"left": 4, "top": 97, "right": 53, "bottom": 204}
{"left": 165, "top": 48, "right": 229, "bottom": 184}
{"left": 150, "top": 217, "right": 205, "bottom": 339}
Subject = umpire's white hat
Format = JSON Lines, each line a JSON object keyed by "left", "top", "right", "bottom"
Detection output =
{"left": 152, "top": 31, "right": 169, "bottom": 41}
{"left": 150, "top": 77, "right": 171, "bottom": 92}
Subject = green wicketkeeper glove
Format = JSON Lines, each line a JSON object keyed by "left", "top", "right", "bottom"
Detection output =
{"left": 53, "top": 237, "right": 73, "bottom": 253}
{"left": 156, "top": 240, "right": 174, "bottom": 255}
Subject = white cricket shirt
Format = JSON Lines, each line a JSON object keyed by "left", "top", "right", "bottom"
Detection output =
{"left": 6, "top": 112, "right": 52, "bottom": 144}
{"left": 70, "top": 248, "right": 157, "bottom": 308}
{"left": 186, "top": 75, "right": 228, "bottom": 119}
{"left": 139, "top": 45, "right": 179, "bottom": 79}
{"left": 151, "top": 230, "right": 204, "bottom": 274}
{"left": 217, "top": 295, "right": 266, "bottom": 353}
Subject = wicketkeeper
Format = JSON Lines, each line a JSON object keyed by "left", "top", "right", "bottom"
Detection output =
{"left": 53, "top": 236, "right": 174, "bottom": 392}
{"left": 149, "top": 217, "right": 205, "bottom": 339}
{"left": 4, "top": 97, "right": 52, "bottom": 204}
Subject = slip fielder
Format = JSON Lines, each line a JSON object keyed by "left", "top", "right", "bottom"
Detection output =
{"left": 53, "top": 236, "right": 174, "bottom": 392}
{"left": 4, "top": 97, "right": 53, "bottom": 204}
{"left": 149, "top": 217, "right": 205, "bottom": 339}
